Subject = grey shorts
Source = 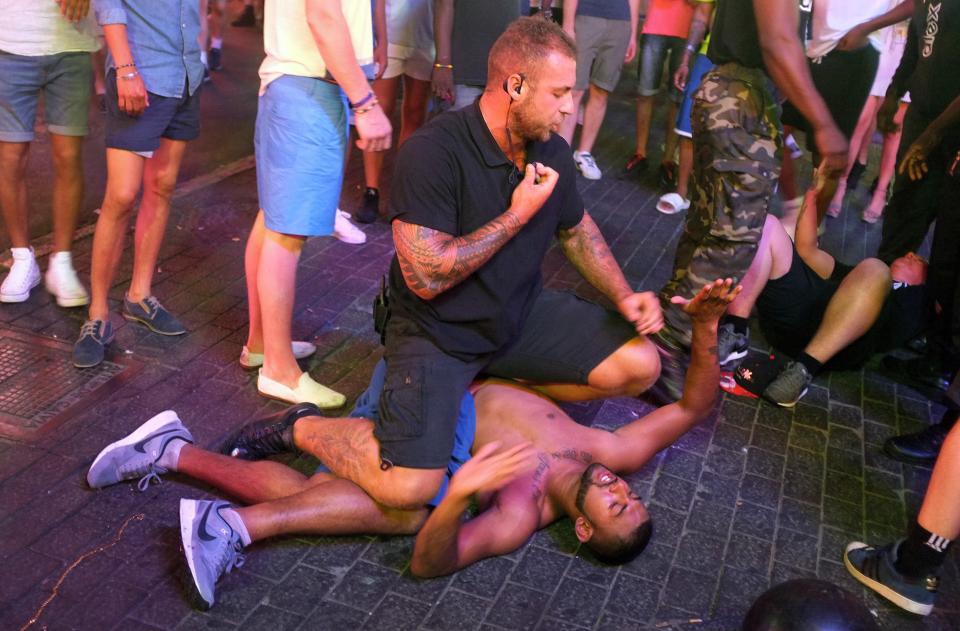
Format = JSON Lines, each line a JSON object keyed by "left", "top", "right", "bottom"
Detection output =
{"left": 574, "top": 14, "right": 632, "bottom": 92}
{"left": 637, "top": 33, "right": 685, "bottom": 103}
{"left": 0, "top": 50, "right": 92, "bottom": 142}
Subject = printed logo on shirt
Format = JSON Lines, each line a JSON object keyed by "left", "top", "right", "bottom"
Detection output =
{"left": 923, "top": 2, "right": 942, "bottom": 58}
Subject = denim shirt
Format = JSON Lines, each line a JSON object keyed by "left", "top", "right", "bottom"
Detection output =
{"left": 93, "top": 0, "right": 204, "bottom": 98}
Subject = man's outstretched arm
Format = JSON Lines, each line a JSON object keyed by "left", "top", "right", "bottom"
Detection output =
{"left": 410, "top": 443, "right": 538, "bottom": 577}
{"left": 557, "top": 212, "right": 664, "bottom": 335}
{"left": 603, "top": 280, "right": 740, "bottom": 472}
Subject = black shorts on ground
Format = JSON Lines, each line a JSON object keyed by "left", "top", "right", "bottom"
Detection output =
{"left": 376, "top": 289, "right": 638, "bottom": 469}
{"left": 780, "top": 44, "right": 879, "bottom": 150}
{"left": 105, "top": 70, "right": 201, "bottom": 152}
{"left": 756, "top": 250, "right": 924, "bottom": 370}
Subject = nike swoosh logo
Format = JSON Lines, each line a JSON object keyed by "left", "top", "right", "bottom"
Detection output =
{"left": 133, "top": 428, "right": 183, "bottom": 453}
{"left": 198, "top": 503, "right": 218, "bottom": 542}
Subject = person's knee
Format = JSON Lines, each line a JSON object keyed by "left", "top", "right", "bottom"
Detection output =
{"left": 589, "top": 84, "right": 610, "bottom": 102}
{"left": 0, "top": 143, "right": 29, "bottom": 178}
{"left": 372, "top": 467, "right": 445, "bottom": 510}
{"left": 51, "top": 140, "right": 83, "bottom": 172}
{"left": 102, "top": 184, "right": 140, "bottom": 216}
{"left": 590, "top": 337, "right": 661, "bottom": 396}
{"left": 855, "top": 257, "right": 892, "bottom": 288}
{"left": 145, "top": 166, "right": 179, "bottom": 203}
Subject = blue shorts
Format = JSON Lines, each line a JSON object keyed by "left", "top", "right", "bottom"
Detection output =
{"left": 674, "top": 53, "right": 714, "bottom": 138}
{"left": 637, "top": 33, "right": 685, "bottom": 103}
{"left": 0, "top": 50, "right": 92, "bottom": 142}
{"left": 255, "top": 75, "right": 348, "bottom": 237}
{"left": 104, "top": 69, "right": 201, "bottom": 153}
{"left": 336, "top": 358, "right": 476, "bottom": 508}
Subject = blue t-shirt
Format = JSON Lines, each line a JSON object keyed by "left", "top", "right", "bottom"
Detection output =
{"left": 577, "top": 0, "right": 630, "bottom": 21}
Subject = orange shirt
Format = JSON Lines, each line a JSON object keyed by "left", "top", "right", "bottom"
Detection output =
{"left": 642, "top": 0, "right": 694, "bottom": 39}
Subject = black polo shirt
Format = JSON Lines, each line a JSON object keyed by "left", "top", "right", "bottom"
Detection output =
{"left": 708, "top": 0, "right": 765, "bottom": 71}
{"left": 387, "top": 100, "right": 584, "bottom": 358}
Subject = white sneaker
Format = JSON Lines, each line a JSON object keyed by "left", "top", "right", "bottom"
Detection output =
{"left": 239, "top": 341, "right": 317, "bottom": 369}
{"left": 1, "top": 247, "right": 41, "bottom": 303}
{"left": 45, "top": 251, "right": 89, "bottom": 307}
{"left": 333, "top": 209, "right": 367, "bottom": 245}
{"left": 573, "top": 151, "right": 602, "bottom": 180}
{"left": 257, "top": 370, "right": 346, "bottom": 409}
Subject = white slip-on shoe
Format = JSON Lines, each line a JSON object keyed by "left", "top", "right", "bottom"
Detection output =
{"left": 333, "top": 209, "right": 367, "bottom": 245}
{"left": 1, "top": 247, "right": 41, "bottom": 303}
{"left": 239, "top": 341, "right": 317, "bottom": 369}
{"left": 257, "top": 370, "right": 345, "bottom": 409}
{"left": 45, "top": 251, "right": 90, "bottom": 307}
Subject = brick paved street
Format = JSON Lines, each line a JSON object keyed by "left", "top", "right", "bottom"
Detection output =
{"left": 1, "top": 34, "right": 958, "bottom": 631}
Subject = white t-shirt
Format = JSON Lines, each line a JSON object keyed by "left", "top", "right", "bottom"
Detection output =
{"left": 259, "top": 0, "right": 374, "bottom": 93}
{"left": 0, "top": 1, "right": 99, "bottom": 56}
{"left": 805, "top": 0, "right": 894, "bottom": 59}
{"left": 386, "top": 0, "right": 434, "bottom": 60}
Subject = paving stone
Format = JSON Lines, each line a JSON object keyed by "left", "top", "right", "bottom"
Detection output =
{"left": 828, "top": 426, "right": 863, "bottom": 452}
{"left": 778, "top": 498, "right": 821, "bottom": 537}
{"left": 732, "top": 502, "right": 777, "bottom": 541}
{"left": 675, "top": 532, "right": 725, "bottom": 574}
{"left": 724, "top": 534, "right": 772, "bottom": 575}
{"left": 824, "top": 470, "right": 864, "bottom": 505}
{"left": 565, "top": 554, "right": 619, "bottom": 587}
{"left": 265, "top": 565, "right": 337, "bottom": 616}
{"left": 789, "top": 426, "right": 827, "bottom": 453}
{"left": 484, "top": 583, "right": 551, "bottom": 630}
{"left": 622, "top": 542, "right": 674, "bottom": 583}
{"left": 696, "top": 470, "right": 741, "bottom": 508}
{"left": 298, "top": 600, "right": 368, "bottom": 631}
{"left": 602, "top": 573, "right": 660, "bottom": 624}
{"left": 703, "top": 445, "right": 745, "bottom": 479}
{"left": 750, "top": 425, "right": 789, "bottom": 456}
{"left": 825, "top": 446, "right": 862, "bottom": 477}
{"left": 240, "top": 605, "right": 303, "bottom": 631}
{"left": 302, "top": 536, "right": 371, "bottom": 574}
{"left": 744, "top": 447, "right": 784, "bottom": 480}
{"left": 711, "top": 566, "right": 769, "bottom": 620}
{"left": 660, "top": 448, "right": 704, "bottom": 482}
{"left": 362, "top": 593, "right": 431, "bottom": 631}
{"left": 511, "top": 546, "right": 571, "bottom": 594}
{"left": 863, "top": 493, "right": 906, "bottom": 530}
{"left": 756, "top": 405, "right": 793, "bottom": 432}
{"left": 653, "top": 475, "right": 696, "bottom": 513}
{"left": 793, "top": 403, "right": 828, "bottom": 430}
{"left": 452, "top": 557, "right": 516, "bottom": 600}
{"left": 327, "top": 561, "right": 398, "bottom": 614}
{"left": 711, "top": 423, "right": 751, "bottom": 451}
{"left": 782, "top": 469, "right": 823, "bottom": 506}
{"left": 822, "top": 496, "right": 864, "bottom": 534}
{"left": 774, "top": 529, "right": 818, "bottom": 572}
{"left": 661, "top": 567, "right": 718, "bottom": 616}
{"left": 719, "top": 401, "right": 756, "bottom": 429}
{"left": 425, "top": 590, "right": 490, "bottom": 631}
{"left": 739, "top": 474, "right": 780, "bottom": 509}
{"left": 545, "top": 577, "right": 607, "bottom": 628}
{"left": 686, "top": 499, "right": 733, "bottom": 539}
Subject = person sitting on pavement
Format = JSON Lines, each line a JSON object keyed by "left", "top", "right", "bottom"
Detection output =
{"left": 73, "top": 0, "right": 206, "bottom": 368}
{"left": 717, "top": 182, "right": 930, "bottom": 407}
{"left": 84, "top": 278, "right": 738, "bottom": 608}
{"left": 844, "top": 418, "right": 959, "bottom": 617}
{"left": 0, "top": 0, "right": 97, "bottom": 308}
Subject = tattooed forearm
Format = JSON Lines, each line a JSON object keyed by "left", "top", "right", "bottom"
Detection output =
{"left": 557, "top": 212, "right": 632, "bottom": 303}
{"left": 393, "top": 212, "right": 524, "bottom": 300}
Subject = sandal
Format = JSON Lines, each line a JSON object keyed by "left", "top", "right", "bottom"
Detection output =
{"left": 656, "top": 192, "right": 691, "bottom": 215}
{"left": 861, "top": 197, "right": 884, "bottom": 224}
{"left": 624, "top": 153, "right": 648, "bottom": 173}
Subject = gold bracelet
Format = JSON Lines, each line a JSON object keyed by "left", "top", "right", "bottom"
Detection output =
{"left": 119, "top": 71, "right": 139, "bottom": 80}
{"left": 433, "top": 63, "right": 453, "bottom": 69}
{"left": 353, "top": 97, "right": 380, "bottom": 115}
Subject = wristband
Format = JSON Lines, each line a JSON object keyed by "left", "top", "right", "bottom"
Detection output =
{"left": 349, "top": 90, "right": 375, "bottom": 110}
{"left": 119, "top": 71, "right": 139, "bottom": 80}
{"left": 116, "top": 63, "right": 136, "bottom": 70}
{"left": 685, "top": 43, "right": 697, "bottom": 53}
{"left": 353, "top": 97, "right": 380, "bottom": 115}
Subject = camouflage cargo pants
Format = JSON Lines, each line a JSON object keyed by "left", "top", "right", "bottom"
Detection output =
{"left": 660, "top": 63, "right": 783, "bottom": 346}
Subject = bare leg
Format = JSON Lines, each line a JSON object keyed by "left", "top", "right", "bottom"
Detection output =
{"left": 533, "top": 336, "right": 660, "bottom": 401}
{"left": 917, "top": 422, "right": 960, "bottom": 539}
{"left": 48, "top": 134, "right": 85, "bottom": 253}
{"left": 256, "top": 227, "right": 306, "bottom": 387}
{"left": 0, "top": 141, "right": 29, "bottom": 248}
{"left": 559, "top": 88, "right": 585, "bottom": 147}
{"left": 291, "top": 415, "right": 446, "bottom": 509}
{"left": 398, "top": 75, "right": 431, "bottom": 146}
{"left": 362, "top": 75, "right": 399, "bottom": 190}
{"left": 175, "top": 445, "right": 427, "bottom": 541}
{"left": 803, "top": 258, "right": 891, "bottom": 363}
{"left": 863, "top": 102, "right": 908, "bottom": 220}
{"left": 127, "top": 138, "right": 188, "bottom": 302}
{"left": 88, "top": 149, "right": 146, "bottom": 320}
{"left": 576, "top": 84, "right": 609, "bottom": 155}
{"left": 661, "top": 102, "right": 680, "bottom": 164}
{"left": 244, "top": 210, "right": 267, "bottom": 353}
{"left": 633, "top": 95, "right": 655, "bottom": 158}
{"left": 676, "top": 137, "right": 693, "bottom": 199}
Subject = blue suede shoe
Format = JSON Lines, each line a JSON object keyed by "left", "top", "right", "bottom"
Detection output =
{"left": 122, "top": 295, "right": 186, "bottom": 336}
{"left": 74, "top": 319, "right": 115, "bottom": 368}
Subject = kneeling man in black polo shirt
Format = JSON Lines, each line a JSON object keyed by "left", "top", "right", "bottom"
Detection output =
{"left": 304, "top": 17, "right": 663, "bottom": 511}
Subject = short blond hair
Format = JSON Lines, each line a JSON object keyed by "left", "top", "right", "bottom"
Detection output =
{"left": 487, "top": 17, "right": 576, "bottom": 88}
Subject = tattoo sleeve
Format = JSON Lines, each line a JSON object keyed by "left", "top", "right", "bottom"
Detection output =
{"left": 557, "top": 212, "right": 632, "bottom": 304}
{"left": 393, "top": 212, "right": 524, "bottom": 300}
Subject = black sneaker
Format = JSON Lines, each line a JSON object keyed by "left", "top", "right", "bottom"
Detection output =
{"left": 763, "top": 361, "right": 812, "bottom": 407}
{"left": 717, "top": 322, "right": 749, "bottom": 366}
{"left": 884, "top": 422, "right": 951, "bottom": 465}
{"left": 844, "top": 541, "right": 937, "bottom": 616}
{"left": 74, "top": 319, "right": 115, "bottom": 368}
{"left": 648, "top": 328, "right": 688, "bottom": 404}
{"left": 208, "top": 47, "right": 222, "bottom": 71}
{"left": 356, "top": 187, "right": 379, "bottom": 224}
{"left": 122, "top": 295, "right": 186, "bottom": 336}
{"left": 231, "top": 4, "right": 255, "bottom": 26}
{"left": 222, "top": 402, "right": 321, "bottom": 460}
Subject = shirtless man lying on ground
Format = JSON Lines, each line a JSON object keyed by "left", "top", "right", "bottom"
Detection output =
{"left": 85, "top": 279, "right": 738, "bottom": 607}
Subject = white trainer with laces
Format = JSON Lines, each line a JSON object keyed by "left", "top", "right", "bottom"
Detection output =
{"left": 45, "top": 251, "right": 89, "bottom": 307}
{"left": 573, "top": 151, "right": 602, "bottom": 180}
{"left": 1, "top": 247, "right": 41, "bottom": 303}
{"left": 333, "top": 209, "right": 367, "bottom": 245}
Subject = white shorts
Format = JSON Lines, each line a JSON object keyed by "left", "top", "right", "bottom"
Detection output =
{"left": 382, "top": 52, "right": 433, "bottom": 82}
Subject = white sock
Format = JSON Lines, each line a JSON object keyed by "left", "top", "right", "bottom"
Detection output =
{"left": 49, "top": 251, "right": 72, "bottom": 266}
{"left": 200, "top": 50, "right": 208, "bottom": 66}
{"left": 221, "top": 508, "right": 252, "bottom": 546}
{"left": 11, "top": 247, "right": 34, "bottom": 260}
{"left": 211, "top": 37, "right": 222, "bottom": 49}
{"left": 156, "top": 437, "right": 188, "bottom": 471}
